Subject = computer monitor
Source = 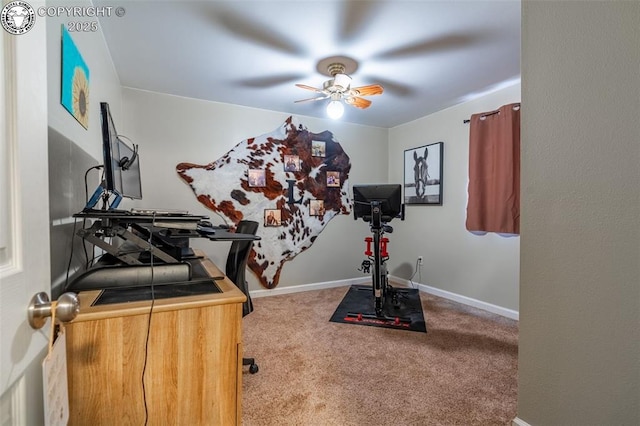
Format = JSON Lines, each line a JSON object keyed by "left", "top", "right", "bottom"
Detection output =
{"left": 353, "top": 184, "right": 403, "bottom": 223}
{"left": 99, "top": 102, "right": 142, "bottom": 207}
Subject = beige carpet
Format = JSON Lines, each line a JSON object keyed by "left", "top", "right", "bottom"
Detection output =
{"left": 242, "top": 285, "right": 518, "bottom": 425}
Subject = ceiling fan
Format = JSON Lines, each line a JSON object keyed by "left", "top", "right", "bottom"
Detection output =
{"left": 294, "top": 56, "right": 383, "bottom": 119}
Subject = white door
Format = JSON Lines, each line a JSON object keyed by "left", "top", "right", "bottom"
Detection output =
{"left": 0, "top": 7, "right": 51, "bottom": 425}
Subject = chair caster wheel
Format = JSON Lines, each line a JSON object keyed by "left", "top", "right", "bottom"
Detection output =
{"left": 249, "top": 363, "right": 259, "bottom": 374}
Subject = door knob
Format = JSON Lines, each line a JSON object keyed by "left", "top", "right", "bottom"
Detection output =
{"left": 28, "top": 291, "right": 80, "bottom": 329}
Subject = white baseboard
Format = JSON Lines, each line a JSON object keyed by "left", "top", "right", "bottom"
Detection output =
{"left": 391, "top": 276, "right": 519, "bottom": 320}
{"left": 250, "top": 276, "right": 368, "bottom": 299}
{"left": 249, "top": 275, "right": 518, "bottom": 321}
{"left": 512, "top": 417, "right": 532, "bottom": 426}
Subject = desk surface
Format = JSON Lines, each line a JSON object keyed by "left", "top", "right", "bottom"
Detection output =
{"left": 75, "top": 209, "right": 261, "bottom": 242}
{"left": 71, "top": 253, "right": 246, "bottom": 323}
{"left": 74, "top": 208, "right": 207, "bottom": 222}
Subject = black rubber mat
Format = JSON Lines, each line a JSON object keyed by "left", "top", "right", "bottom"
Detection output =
{"left": 330, "top": 285, "right": 427, "bottom": 333}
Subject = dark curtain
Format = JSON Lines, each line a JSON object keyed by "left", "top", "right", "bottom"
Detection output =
{"left": 466, "top": 103, "right": 521, "bottom": 235}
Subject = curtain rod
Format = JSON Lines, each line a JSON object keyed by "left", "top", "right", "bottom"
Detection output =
{"left": 463, "top": 103, "right": 521, "bottom": 124}
{"left": 463, "top": 110, "right": 500, "bottom": 124}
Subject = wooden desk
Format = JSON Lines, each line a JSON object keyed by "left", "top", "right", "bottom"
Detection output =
{"left": 65, "top": 255, "right": 246, "bottom": 425}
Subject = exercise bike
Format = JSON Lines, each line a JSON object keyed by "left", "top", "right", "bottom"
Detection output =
{"left": 363, "top": 206, "right": 394, "bottom": 316}
{"left": 352, "top": 184, "right": 405, "bottom": 320}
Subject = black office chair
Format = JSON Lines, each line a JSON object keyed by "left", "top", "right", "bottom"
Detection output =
{"left": 225, "top": 220, "right": 260, "bottom": 374}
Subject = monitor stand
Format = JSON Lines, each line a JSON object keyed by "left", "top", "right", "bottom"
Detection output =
{"left": 85, "top": 182, "right": 122, "bottom": 210}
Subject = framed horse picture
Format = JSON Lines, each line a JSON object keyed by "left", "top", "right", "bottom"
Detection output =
{"left": 403, "top": 142, "right": 443, "bottom": 205}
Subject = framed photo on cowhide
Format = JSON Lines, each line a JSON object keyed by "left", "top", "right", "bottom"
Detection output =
{"left": 326, "top": 171, "right": 340, "bottom": 188}
{"left": 309, "top": 199, "right": 325, "bottom": 216}
{"left": 284, "top": 154, "right": 301, "bottom": 172}
{"left": 248, "top": 169, "right": 266, "bottom": 187}
{"left": 403, "top": 142, "right": 443, "bottom": 205}
{"left": 311, "top": 140, "right": 326, "bottom": 157}
{"left": 264, "top": 209, "right": 282, "bottom": 227}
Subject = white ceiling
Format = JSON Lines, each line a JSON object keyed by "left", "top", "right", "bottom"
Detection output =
{"left": 95, "top": 0, "right": 521, "bottom": 128}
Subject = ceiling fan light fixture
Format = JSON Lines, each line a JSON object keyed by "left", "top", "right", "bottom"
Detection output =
{"left": 294, "top": 56, "right": 382, "bottom": 116}
{"left": 333, "top": 73, "right": 352, "bottom": 91}
{"left": 326, "top": 99, "right": 344, "bottom": 119}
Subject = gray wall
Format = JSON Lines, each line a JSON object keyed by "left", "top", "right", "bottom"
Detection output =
{"left": 119, "top": 84, "right": 522, "bottom": 311}
{"left": 45, "top": 0, "right": 122, "bottom": 295}
{"left": 46, "top": 0, "right": 122, "bottom": 161}
{"left": 389, "top": 83, "right": 521, "bottom": 312}
{"left": 518, "top": 2, "right": 640, "bottom": 424}
{"left": 120, "top": 88, "right": 390, "bottom": 290}
{"left": 48, "top": 128, "right": 98, "bottom": 298}
{"left": 45, "top": 7, "right": 522, "bottom": 314}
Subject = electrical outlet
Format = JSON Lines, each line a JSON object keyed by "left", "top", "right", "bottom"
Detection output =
{"left": 418, "top": 256, "right": 423, "bottom": 265}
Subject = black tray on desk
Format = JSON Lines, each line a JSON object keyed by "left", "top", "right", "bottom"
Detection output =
{"left": 89, "top": 258, "right": 224, "bottom": 306}
{"left": 92, "top": 277, "right": 223, "bottom": 306}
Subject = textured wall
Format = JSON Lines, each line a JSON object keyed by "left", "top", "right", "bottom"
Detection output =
{"left": 518, "top": 2, "right": 640, "bottom": 424}
{"left": 121, "top": 88, "right": 389, "bottom": 291}
{"left": 388, "top": 83, "right": 521, "bottom": 311}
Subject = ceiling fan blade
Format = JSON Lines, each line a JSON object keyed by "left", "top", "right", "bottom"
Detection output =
{"left": 295, "top": 83, "right": 324, "bottom": 93}
{"left": 206, "top": 7, "right": 304, "bottom": 56}
{"left": 349, "top": 84, "right": 384, "bottom": 97}
{"left": 337, "top": 0, "right": 382, "bottom": 43}
{"left": 344, "top": 96, "right": 372, "bottom": 109}
{"left": 365, "top": 76, "right": 413, "bottom": 96}
{"left": 374, "top": 33, "right": 475, "bottom": 60}
{"left": 235, "top": 73, "right": 307, "bottom": 88}
{"left": 294, "top": 95, "right": 329, "bottom": 104}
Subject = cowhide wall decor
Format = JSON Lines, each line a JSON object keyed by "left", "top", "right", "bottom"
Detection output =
{"left": 176, "top": 116, "right": 351, "bottom": 289}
